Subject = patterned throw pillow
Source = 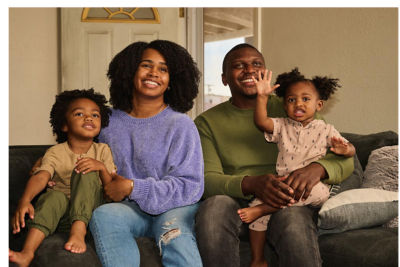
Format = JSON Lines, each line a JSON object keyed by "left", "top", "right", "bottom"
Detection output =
{"left": 362, "top": 145, "right": 398, "bottom": 228}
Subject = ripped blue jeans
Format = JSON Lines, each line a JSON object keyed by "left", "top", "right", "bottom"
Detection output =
{"left": 89, "top": 200, "right": 202, "bottom": 267}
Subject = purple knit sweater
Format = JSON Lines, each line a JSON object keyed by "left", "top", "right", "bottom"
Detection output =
{"left": 99, "top": 107, "right": 204, "bottom": 215}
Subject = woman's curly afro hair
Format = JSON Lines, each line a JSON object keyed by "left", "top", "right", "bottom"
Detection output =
{"left": 107, "top": 40, "right": 201, "bottom": 113}
{"left": 275, "top": 67, "right": 341, "bottom": 101}
{"left": 49, "top": 88, "right": 111, "bottom": 143}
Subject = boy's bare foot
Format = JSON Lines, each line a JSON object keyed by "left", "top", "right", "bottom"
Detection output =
{"left": 9, "top": 249, "right": 34, "bottom": 267}
{"left": 250, "top": 259, "right": 268, "bottom": 267}
{"left": 64, "top": 220, "right": 87, "bottom": 253}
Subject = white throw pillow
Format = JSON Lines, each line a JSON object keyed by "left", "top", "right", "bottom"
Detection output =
{"left": 318, "top": 188, "right": 398, "bottom": 235}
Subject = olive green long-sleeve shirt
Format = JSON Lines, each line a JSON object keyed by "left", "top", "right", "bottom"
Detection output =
{"left": 194, "top": 95, "right": 354, "bottom": 199}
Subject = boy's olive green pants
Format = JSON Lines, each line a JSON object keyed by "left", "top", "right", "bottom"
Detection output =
{"left": 29, "top": 171, "right": 103, "bottom": 237}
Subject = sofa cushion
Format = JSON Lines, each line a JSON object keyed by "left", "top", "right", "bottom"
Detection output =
{"left": 318, "top": 188, "right": 398, "bottom": 235}
{"left": 341, "top": 131, "right": 398, "bottom": 170}
{"left": 362, "top": 145, "right": 398, "bottom": 228}
{"left": 31, "top": 233, "right": 101, "bottom": 267}
{"left": 319, "top": 227, "right": 398, "bottom": 267}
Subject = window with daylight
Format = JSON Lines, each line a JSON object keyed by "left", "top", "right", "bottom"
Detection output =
{"left": 203, "top": 8, "right": 254, "bottom": 111}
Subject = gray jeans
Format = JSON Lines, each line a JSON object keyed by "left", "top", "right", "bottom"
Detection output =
{"left": 195, "top": 195, "right": 322, "bottom": 267}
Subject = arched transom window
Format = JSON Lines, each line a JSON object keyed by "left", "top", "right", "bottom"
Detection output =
{"left": 81, "top": 8, "right": 160, "bottom": 23}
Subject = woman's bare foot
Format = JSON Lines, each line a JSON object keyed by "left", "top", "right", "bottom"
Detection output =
{"left": 250, "top": 258, "right": 268, "bottom": 267}
{"left": 9, "top": 249, "right": 34, "bottom": 267}
{"left": 64, "top": 220, "right": 87, "bottom": 253}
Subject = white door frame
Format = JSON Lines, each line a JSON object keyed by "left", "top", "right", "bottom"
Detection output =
{"left": 186, "top": 8, "right": 204, "bottom": 119}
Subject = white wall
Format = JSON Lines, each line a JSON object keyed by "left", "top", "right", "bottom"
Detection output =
{"left": 261, "top": 8, "right": 398, "bottom": 134}
{"left": 9, "top": 8, "right": 59, "bottom": 145}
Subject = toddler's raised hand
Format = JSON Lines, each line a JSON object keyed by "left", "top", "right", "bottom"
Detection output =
{"left": 75, "top": 157, "right": 105, "bottom": 174}
{"left": 330, "top": 136, "right": 350, "bottom": 155}
{"left": 252, "top": 69, "right": 280, "bottom": 97}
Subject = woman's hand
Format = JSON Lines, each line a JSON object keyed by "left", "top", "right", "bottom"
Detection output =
{"left": 103, "top": 173, "right": 134, "bottom": 202}
{"left": 12, "top": 200, "right": 34, "bottom": 234}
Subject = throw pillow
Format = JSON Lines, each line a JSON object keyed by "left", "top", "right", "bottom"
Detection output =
{"left": 362, "top": 145, "right": 398, "bottom": 228}
{"left": 318, "top": 188, "right": 398, "bottom": 235}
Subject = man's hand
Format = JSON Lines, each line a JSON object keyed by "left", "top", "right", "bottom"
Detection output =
{"left": 103, "top": 173, "right": 133, "bottom": 202}
{"left": 12, "top": 200, "right": 34, "bottom": 234}
{"left": 242, "top": 174, "right": 295, "bottom": 208}
{"left": 285, "top": 163, "right": 326, "bottom": 201}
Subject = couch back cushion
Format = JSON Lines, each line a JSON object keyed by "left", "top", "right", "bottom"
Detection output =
{"left": 9, "top": 145, "right": 51, "bottom": 218}
{"left": 341, "top": 131, "right": 398, "bottom": 170}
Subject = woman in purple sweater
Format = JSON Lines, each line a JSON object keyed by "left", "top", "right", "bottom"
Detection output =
{"left": 89, "top": 40, "right": 204, "bottom": 267}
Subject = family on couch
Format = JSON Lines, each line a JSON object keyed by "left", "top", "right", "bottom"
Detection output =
{"left": 10, "top": 40, "right": 394, "bottom": 267}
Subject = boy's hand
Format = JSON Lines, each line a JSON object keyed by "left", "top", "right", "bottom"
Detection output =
{"left": 75, "top": 157, "right": 105, "bottom": 174}
{"left": 252, "top": 69, "right": 280, "bottom": 97}
{"left": 330, "top": 137, "right": 350, "bottom": 155}
{"left": 12, "top": 200, "right": 34, "bottom": 234}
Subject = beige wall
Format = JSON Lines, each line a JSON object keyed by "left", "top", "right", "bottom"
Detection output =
{"left": 261, "top": 8, "right": 398, "bottom": 134}
{"left": 9, "top": 8, "right": 59, "bottom": 145}
{"left": 9, "top": 8, "right": 398, "bottom": 145}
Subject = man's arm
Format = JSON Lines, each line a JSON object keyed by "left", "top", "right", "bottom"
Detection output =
{"left": 317, "top": 151, "right": 354, "bottom": 184}
{"left": 195, "top": 115, "right": 246, "bottom": 199}
{"left": 285, "top": 145, "right": 354, "bottom": 201}
{"left": 195, "top": 115, "right": 294, "bottom": 208}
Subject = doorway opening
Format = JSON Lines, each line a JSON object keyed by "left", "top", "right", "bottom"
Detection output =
{"left": 203, "top": 8, "right": 254, "bottom": 111}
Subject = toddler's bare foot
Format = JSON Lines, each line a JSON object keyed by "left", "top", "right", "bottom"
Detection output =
{"left": 238, "top": 207, "right": 265, "bottom": 223}
{"left": 250, "top": 259, "right": 268, "bottom": 267}
{"left": 64, "top": 221, "right": 87, "bottom": 253}
{"left": 238, "top": 203, "right": 278, "bottom": 223}
{"left": 9, "top": 249, "right": 34, "bottom": 267}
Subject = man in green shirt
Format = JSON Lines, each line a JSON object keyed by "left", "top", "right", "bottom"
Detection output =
{"left": 194, "top": 43, "right": 353, "bottom": 267}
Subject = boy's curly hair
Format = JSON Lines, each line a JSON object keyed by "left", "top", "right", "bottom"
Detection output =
{"left": 108, "top": 40, "right": 201, "bottom": 113}
{"left": 275, "top": 67, "right": 341, "bottom": 101}
{"left": 49, "top": 89, "right": 111, "bottom": 143}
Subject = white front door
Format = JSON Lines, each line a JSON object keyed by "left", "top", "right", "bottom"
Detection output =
{"left": 61, "top": 7, "right": 184, "bottom": 100}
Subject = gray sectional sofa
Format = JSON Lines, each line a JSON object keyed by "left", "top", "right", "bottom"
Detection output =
{"left": 9, "top": 131, "right": 398, "bottom": 267}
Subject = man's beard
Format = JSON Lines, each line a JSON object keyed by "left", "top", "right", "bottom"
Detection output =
{"left": 243, "top": 93, "right": 257, "bottom": 99}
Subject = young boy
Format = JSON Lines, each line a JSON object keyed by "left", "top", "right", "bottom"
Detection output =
{"left": 9, "top": 89, "right": 116, "bottom": 267}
